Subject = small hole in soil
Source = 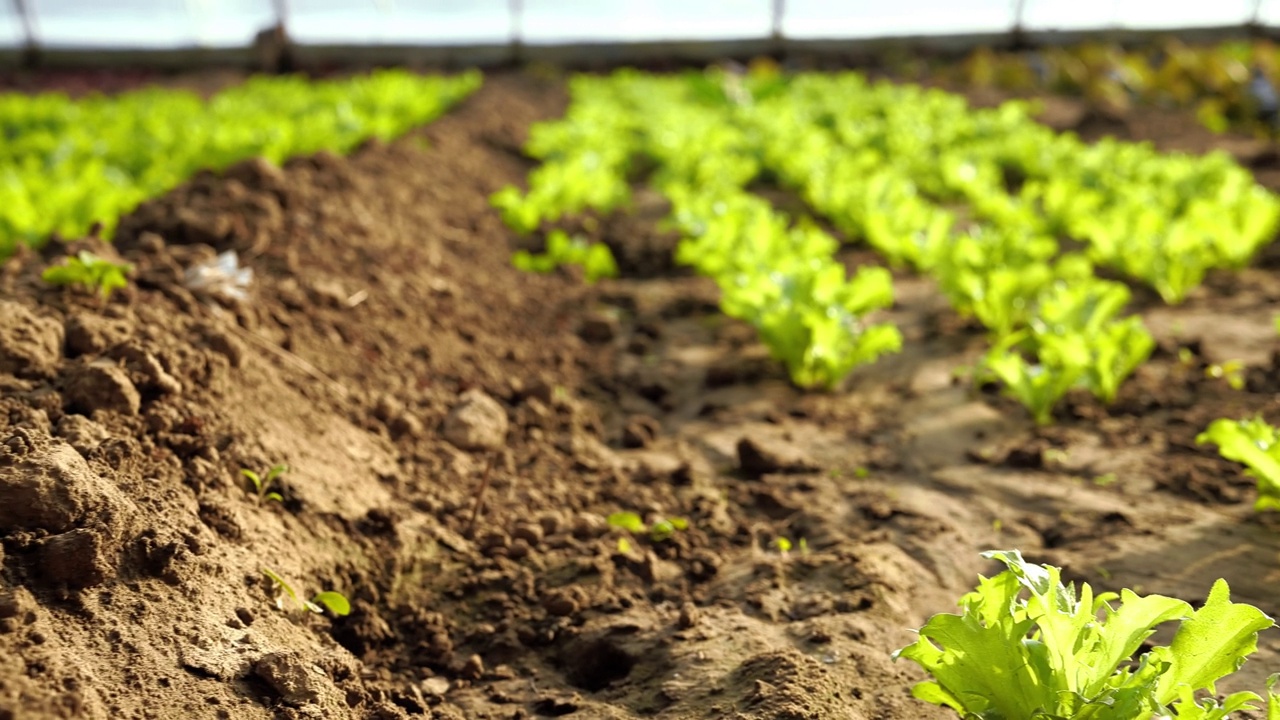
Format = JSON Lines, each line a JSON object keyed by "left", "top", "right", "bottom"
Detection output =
{"left": 564, "top": 639, "right": 635, "bottom": 692}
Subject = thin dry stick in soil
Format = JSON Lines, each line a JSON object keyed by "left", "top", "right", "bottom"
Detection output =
{"left": 208, "top": 307, "right": 349, "bottom": 398}
{"left": 465, "top": 454, "right": 497, "bottom": 538}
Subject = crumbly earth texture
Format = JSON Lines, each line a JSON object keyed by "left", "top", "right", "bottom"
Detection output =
{"left": 1, "top": 70, "right": 1280, "bottom": 720}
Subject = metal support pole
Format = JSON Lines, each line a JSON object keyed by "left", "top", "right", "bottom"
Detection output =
{"left": 1246, "top": 0, "right": 1270, "bottom": 38}
{"left": 510, "top": 0, "right": 523, "bottom": 64}
{"left": 1009, "top": 0, "right": 1029, "bottom": 50}
{"left": 255, "top": 0, "right": 293, "bottom": 73}
{"left": 1248, "top": 0, "right": 1266, "bottom": 33}
{"left": 11, "top": 0, "right": 39, "bottom": 68}
{"left": 771, "top": 0, "right": 785, "bottom": 56}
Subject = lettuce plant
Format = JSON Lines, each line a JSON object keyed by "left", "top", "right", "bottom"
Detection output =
{"left": 983, "top": 334, "right": 1089, "bottom": 425}
{"left": 510, "top": 230, "right": 619, "bottom": 283}
{"left": 262, "top": 567, "right": 351, "bottom": 617}
{"left": 42, "top": 251, "right": 131, "bottom": 300}
{"left": 241, "top": 464, "right": 287, "bottom": 504}
{"left": 1086, "top": 317, "right": 1156, "bottom": 404}
{"left": 1197, "top": 416, "right": 1280, "bottom": 511}
{"left": 895, "top": 550, "right": 1276, "bottom": 720}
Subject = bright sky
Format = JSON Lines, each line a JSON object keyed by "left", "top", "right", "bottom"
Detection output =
{"left": 0, "top": 0, "right": 1267, "bottom": 49}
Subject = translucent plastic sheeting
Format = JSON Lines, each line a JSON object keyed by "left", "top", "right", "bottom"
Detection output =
{"left": 784, "top": 0, "right": 1013, "bottom": 38}
{"left": 522, "top": 0, "right": 772, "bottom": 43}
{"left": 188, "top": 0, "right": 278, "bottom": 47}
{"left": 1022, "top": 0, "right": 1256, "bottom": 31}
{"left": 0, "top": 6, "right": 22, "bottom": 47}
{"left": 287, "top": 0, "right": 509, "bottom": 46}
{"left": 1, "top": 0, "right": 1276, "bottom": 49}
{"left": 23, "top": 0, "right": 274, "bottom": 48}
{"left": 1256, "top": 0, "right": 1280, "bottom": 25}
{"left": 1109, "top": 0, "right": 1256, "bottom": 30}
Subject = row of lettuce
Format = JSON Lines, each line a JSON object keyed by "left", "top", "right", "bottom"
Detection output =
{"left": 939, "top": 39, "right": 1280, "bottom": 137}
{"left": 494, "top": 70, "right": 905, "bottom": 390}
{"left": 0, "top": 69, "right": 482, "bottom": 256}
{"left": 492, "top": 67, "right": 1280, "bottom": 424}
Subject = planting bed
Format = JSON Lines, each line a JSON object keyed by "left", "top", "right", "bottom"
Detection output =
{"left": 3, "top": 68, "right": 1280, "bottom": 720}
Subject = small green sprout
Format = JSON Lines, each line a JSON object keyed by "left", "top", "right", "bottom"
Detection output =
{"left": 242, "top": 464, "right": 287, "bottom": 503}
{"left": 854, "top": 467, "right": 870, "bottom": 479}
{"left": 770, "top": 537, "right": 809, "bottom": 555}
{"left": 616, "top": 537, "right": 633, "bottom": 554}
{"left": 42, "top": 251, "right": 132, "bottom": 300}
{"left": 1206, "top": 360, "right": 1246, "bottom": 390}
{"left": 607, "top": 511, "right": 689, "bottom": 543}
{"left": 262, "top": 567, "right": 351, "bottom": 617}
{"left": 310, "top": 591, "right": 352, "bottom": 617}
{"left": 650, "top": 517, "right": 688, "bottom": 542}
{"left": 607, "top": 511, "right": 646, "bottom": 534}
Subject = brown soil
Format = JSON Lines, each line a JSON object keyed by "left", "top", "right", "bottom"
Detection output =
{"left": 2, "top": 70, "right": 1280, "bottom": 720}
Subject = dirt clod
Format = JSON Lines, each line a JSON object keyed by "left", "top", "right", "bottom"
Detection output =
{"left": 571, "top": 512, "right": 608, "bottom": 539}
{"left": 542, "top": 588, "right": 584, "bottom": 617}
{"left": 63, "top": 359, "right": 142, "bottom": 416}
{"left": 459, "top": 653, "right": 484, "bottom": 681}
{"left": 677, "top": 602, "right": 699, "bottom": 629}
{"left": 442, "top": 389, "right": 509, "bottom": 451}
{"left": 388, "top": 412, "right": 424, "bottom": 439}
{"left": 621, "top": 414, "right": 662, "bottom": 448}
{"left": 737, "top": 434, "right": 819, "bottom": 478}
{"left": 421, "top": 676, "right": 450, "bottom": 697}
{"left": 37, "top": 527, "right": 119, "bottom": 588}
{"left": 0, "top": 301, "right": 62, "bottom": 378}
{"left": 63, "top": 313, "right": 131, "bottom": 357}
{"left": 254, "top": 651, "right": 335, "bottom": 707}
{"left": 511, "top": 521, "right": 543, "bottom": 547}
{"left": 578, "top": 312, "right": 618, "bottom": 344}
{"left": 0, "top": 588, "right": 34, "bottom": 622}
{"left": 0, "top": 430, "right": 135, "bottom": 533}
{"left": 54, "top": 414, "right": 111, "bottom": 455}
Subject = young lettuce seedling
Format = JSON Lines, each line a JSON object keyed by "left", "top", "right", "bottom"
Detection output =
{"left": 511, "top": 230, "right": 619, "bottom": 283}
{"left": 894, "top": 550, "right": 1275, "bottom": 720}
{"left": 261, "top": 567, "right": 351, "bottom": 617}
{"left": 42, "top": 251, "right": 132, "bottom": 300}
{"left": 607, "top": 511, "right": 689, "bottom": 543}
{"left": 1205, "top": 360, "right": 1246, "bottom": 390}
{"left": 983, "top": 333, "right": 1089, "bottom": 425}
{"left": 1197, "top": 416, "right": 1280, "bottom": 511}
{"left": 770, "top": 537, "right": 808, "bottom": 555}
{"left": 649, "top": 517, "right": 689, "bottom": 542}
{"left": 242, "top": 464, "right": 287, "bottom": 503}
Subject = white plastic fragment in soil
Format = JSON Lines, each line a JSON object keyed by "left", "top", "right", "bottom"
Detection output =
{"left": 184, "top": 250, "right": 252, "bottom": 303}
